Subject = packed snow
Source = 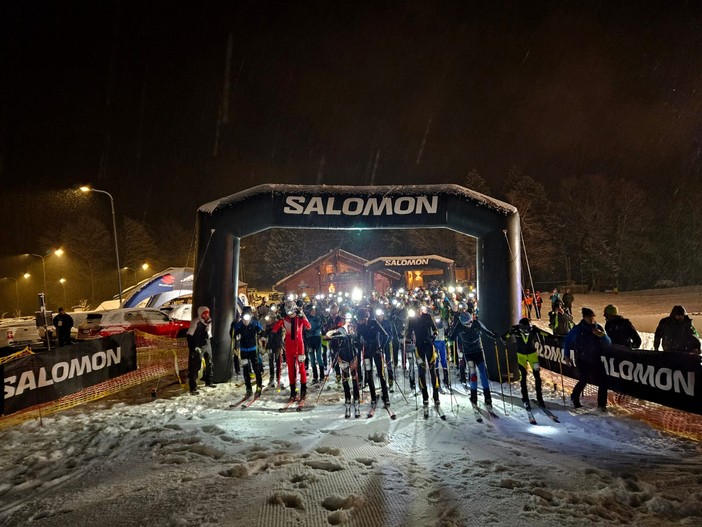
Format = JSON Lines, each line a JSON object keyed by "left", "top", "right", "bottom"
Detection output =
{"left": 1, "top": 288, "right": 701, "bottom": 526}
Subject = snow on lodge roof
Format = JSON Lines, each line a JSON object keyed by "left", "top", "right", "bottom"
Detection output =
{"left": 197, "top": 184, "right": 516, "bottom": 216}
{"left": 273, "top": 248, "right": 400, "bottom": 289}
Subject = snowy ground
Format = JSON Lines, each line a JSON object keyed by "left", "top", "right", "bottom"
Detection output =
{"left": 1, "top": 368, "right": 701, "bottom": 527}
{"left": 1, "top": 287, "right": 701, "bottom": 527}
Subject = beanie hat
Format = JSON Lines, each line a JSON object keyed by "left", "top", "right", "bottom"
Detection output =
{"left": 458, "top": 312, "right": 473, "bottom": 325}
{"left": 603, "top": 304, "right": 618, "bottom": 317}
{"left": 581, "top": 307, "right": 595, "bottom": 318}
{"left": 670, "top": 305, "right": 687, "bottom": 317}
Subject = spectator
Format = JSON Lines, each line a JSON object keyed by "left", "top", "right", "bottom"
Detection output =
{"left": 534, "top": 291, "right": 543, "bottom": 320}
{"left": 549, "top": 288, "right": 561, "bottom": 311}
{"left": 186, "top": 306, "right": 214, "bottom": 395}
{"left": 562, "top": 288, "right": 575, "bottom": 316}
{"left": 549, "top": 301, "right": 573, "bottom": 337}
{"left": 52, "top": 307, "right": 74, "bottom": 347}
{"left": 603, "top": 304, "right": 641, "bottom": 349}
{"left": 654, "top": 305, "right": 701, "bottom": 354}
{"left": 563, "top": 307, "right": 611, "bottom": 411}
{"left": 523, "top": 289, "right": 534, "bottom": 318}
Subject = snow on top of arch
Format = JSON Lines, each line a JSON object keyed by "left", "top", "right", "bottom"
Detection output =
{"left": 197, "top": 184, "right": 516, "bottom": 215}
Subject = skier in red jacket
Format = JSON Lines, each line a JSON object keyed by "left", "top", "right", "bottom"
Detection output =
{"left": 273, "top": 300, "right": 312, "bottom": 401}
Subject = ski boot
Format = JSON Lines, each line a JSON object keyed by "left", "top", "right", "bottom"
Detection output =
{"left": 389, "top": 379, "right": 395, "bottom": 393}
{"left": 300, "top": 382, "right": 307, "bottom": 400}
{"left": 345, "top": 401, "right": 351, "bottom": 419}
{"left": 522, "top": 399, "right": 531, "bottom": 410}
{"left": 354, "top": 400, "right": 361, "bottom": 418}
{"left": 245, "top": 388, "right": 253, "bottom": 398}
{"left": 423, "top": 400, "right": 430, "bottom": 419}
{"left": 255, "top": 385, "right": 262, "bottom": 397}
{"left": 536, "top": 396, "right": 545, "bottom": 408}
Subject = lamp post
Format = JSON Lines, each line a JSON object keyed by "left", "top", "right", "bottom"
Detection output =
{"left": 59, "top": 278, "right": 67, "bottom": 307}
{"left": 1, "top": 277, "right": 19, "bottom": 313}
{"left": 80, "top": 186, "right": 123, "bottom": 305}
{"left": 123, "top": 262, "right": 150, "bottom": 285}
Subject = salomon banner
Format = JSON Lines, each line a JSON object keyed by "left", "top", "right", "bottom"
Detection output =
{"left": 2, "top": 332, "right": 137, "bottom": 415}
{"left": 535, "top": 335, "right": 702, "bottom": 415}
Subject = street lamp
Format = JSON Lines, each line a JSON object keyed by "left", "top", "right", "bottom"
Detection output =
{"left": 79, "top": 186, "right": 123, "bottom": 305}
{"left": 123, "top": 262, "right": 151, "bottom": 285}
{"left": 0, "top": 277, "right": 19, "bottom": 313}
{"left": 25, "top": 249, "right": 63, "bottom": 308}
{"left": 59, "top": 278, "right": 67, "bottom": 307}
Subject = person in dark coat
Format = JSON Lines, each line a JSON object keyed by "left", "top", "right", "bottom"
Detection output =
{"left": 563, "top": 307, "right": 611, "bottom": 411}
{"left": 448, "top": 311, "right": 497, "bottom": 409}
{"left": 231, "top": 308, "right": 265, "bottom": 397}
{"left": 52, "top": 307, "right": 73, "bottom": 347}
{"left": 186, "top": 306, "right": 213, "bottom": 395}
{"left": 654, "top": 305, "right": 701, "bottom": 353}
{"left": 355, "top": 307, "right": 391, "bottom": 409}
{"left": 410, "top": 304, "right": 439, "bottom": 408}
{"left": 603, "top": 304, "right": 642, "bottom": 349}
{"left": 549, "top": 301, "right": 574, "bottom": 337}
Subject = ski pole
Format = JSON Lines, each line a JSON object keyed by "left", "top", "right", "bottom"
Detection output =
{"left": 315, "top": 348, "right": 339, "bottom": 404}
{"left": 503, "top": 341, "right": 514, "bottom": 411}
{"left": 384, "top": 352, "right": 409, "bottom": 405}
{"left": 558, "top": 349, "right": 567, "bottom": 408}
{"left": 493, "top": 340, "right": 508, "bottom": 416}
{"left": 446, "top": 340, "right": 459, "bottom": 414}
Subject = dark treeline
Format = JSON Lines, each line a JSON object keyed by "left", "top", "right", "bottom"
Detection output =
{"left": 1, "top": 171, "right": 699, "bottom": 313}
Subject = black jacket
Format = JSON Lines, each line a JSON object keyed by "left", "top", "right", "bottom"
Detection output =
{"left": 605, "top": 316, "right": 642, "bottom": 349}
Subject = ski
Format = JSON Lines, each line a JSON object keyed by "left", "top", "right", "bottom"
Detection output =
{"left": 532, "top": 399, "right": 560, "bottom": 423}
{"left": 471, "top": 403, "right": 483, "bottom": 423}
{"left": 241, "top": 388, "right": 266, "bottom": 409}
{"left": 434, "top": 403, "right": 447, "bottom": 421}
{"left": 385, "top": 405, "right": 397, "bottom": 420}
{"left": 367, "top": 402, "right": 377, "bottom": 419}
{"left": 229, "top": 393, "right": 252, "bottom": 409}
{"left": 485, "top": 404, "right": 500, "bottom": 419}
{"left": 279, "top": 397, "right": 299, "bottom": 412}
{"left": 296, "top": 397, "right": 308, "bottom": 412}
{"left": 523, "top": 402, "right": 537, "bottom": 425}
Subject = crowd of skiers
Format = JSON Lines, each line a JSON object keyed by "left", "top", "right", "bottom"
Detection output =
{"left": 186, "top": 285, "right": 700, "bottom": 418}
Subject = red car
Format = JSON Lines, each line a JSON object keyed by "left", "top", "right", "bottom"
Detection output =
{"left": 76, "top": 308, "right": 189, "bottom": 340}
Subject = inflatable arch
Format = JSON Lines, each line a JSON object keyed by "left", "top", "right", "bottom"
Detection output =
{"left": 194, "top": 184, "right": 521, "bottom": 383}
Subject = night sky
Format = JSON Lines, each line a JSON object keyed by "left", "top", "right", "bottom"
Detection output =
{"left": 2, "top": 0, "right": 702, "bottom": 248}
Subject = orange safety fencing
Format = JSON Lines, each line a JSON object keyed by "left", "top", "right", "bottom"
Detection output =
{"left": 539, "top": 369, "right": 702, "bottom": 442}
{"left": 0, "top": 331, "right": 189, "bottom": 430}
{"left": 2, "top": 339, "right": 701, "bottom": 441}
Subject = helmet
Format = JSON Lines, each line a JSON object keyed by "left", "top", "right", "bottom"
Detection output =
{"left": 458, "top": 312, "right": 472, "bottom": 325}
{"left": 356, "top": 308, "right": 369, "bottom": 321}
{"left": 518, "top": 317, "right": 531, "bottom": 332}
{"left": 603, "top": 304, "right": 619, "bottom": 317}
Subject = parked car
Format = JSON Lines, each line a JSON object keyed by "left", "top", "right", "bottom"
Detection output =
{"left": 160, "top": 303, "right": 191, "bottom": 322}
{"left": 76, "top": 308, "right": 190, "bottom": 341}
{"left": 0, "top": 317, "right": 44, "bottom": 354}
